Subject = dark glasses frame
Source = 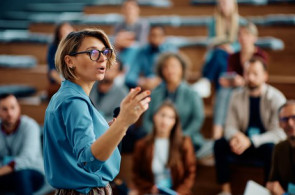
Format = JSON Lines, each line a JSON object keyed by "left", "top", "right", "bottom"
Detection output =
{"left": 69, "top": 48, "right": 112, "bottom": 61}
{"left": 280, "top": 115, "right": 295, "bottom": 123}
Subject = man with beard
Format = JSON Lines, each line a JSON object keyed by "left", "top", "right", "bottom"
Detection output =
{"left": 266, "top": 100, "right": 295, "bottom": 195}
{"left": 214, "top": 56, "right": 286, "bottom": 195}
{"left": 0, "top": 94, "right": 44, "bottom": 195}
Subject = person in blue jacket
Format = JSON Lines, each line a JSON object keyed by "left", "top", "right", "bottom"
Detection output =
{"left": 43, "top": 29, "right": 151, "bottom": 194}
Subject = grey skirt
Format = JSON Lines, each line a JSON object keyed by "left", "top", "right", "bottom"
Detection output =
{"left": 55, "top": 184, "right": 112, "bottom": 195}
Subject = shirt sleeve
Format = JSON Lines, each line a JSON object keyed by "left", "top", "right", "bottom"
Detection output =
{"left": 62, "top": 98, "right": 106, "bottom": 173}
{"left": 13, "top": 118, "right": 41, "bottom": 171}
{"left": 184, "top": 90, "right": 205, "bottom": 146}
{"left": 224, "top": 92, "right": 240, "bottom": 140}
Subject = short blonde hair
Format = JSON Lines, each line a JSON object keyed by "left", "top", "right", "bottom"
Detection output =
{"left": 240, "top": 21, "right": 258, "bottom": 37}
{"left": 55, "top": 28, "right": 116, "bottom": 81}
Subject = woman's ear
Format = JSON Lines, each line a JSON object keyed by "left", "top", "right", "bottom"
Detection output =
{"left": 64, "top": 55, "right": 74, "bottom": 68}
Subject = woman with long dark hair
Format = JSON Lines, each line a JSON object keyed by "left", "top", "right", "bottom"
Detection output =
{"left": 132, "top": 101, "right": 196, "bottom": 195}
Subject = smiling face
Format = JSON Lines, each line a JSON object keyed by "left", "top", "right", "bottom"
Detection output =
{"left": 66, "top": 36, "right": 108, "bottom": 83}
{"left": 153, "top": 105, "right": 176, "bottom": 138}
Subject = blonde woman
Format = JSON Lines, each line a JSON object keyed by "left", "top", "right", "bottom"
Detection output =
{"left": 203, "top": 0, "right": 244, "bottom": 90}
{"left": 43, "top": 29, "right": 151, "bottom": 194}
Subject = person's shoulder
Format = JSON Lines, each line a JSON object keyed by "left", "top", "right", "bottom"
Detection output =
{"left": 181, "top": 82, "right": 200, "bottom": 96}
{"left": 135, "top": 136, "right": 151, "bottom": 148}
{"left": 19, "top": 115, "right": 40, "bottom": 134}
{"left": 111, "top": 84, "right": 128, "bottom": 95}
{"left": 231, "top": 87, "right": 245, "bottom": 99}
{"left": 274, "top": 140, "right": 290, "bottom": 153}
{"left": 21, "top": 115, "right": 38, "bottom": 126}
{"left": 151, "top": 83, "right": 164, "bottom": 94}
{"left": 265, "top": 84, "right": 286, "bottom": 101}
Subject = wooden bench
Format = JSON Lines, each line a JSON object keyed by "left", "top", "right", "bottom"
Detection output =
{"left": 84, "top": 4, "right": 295, "bottom": 16}
{"left": 0, "top": 65, "right": 48, "bottom": 91}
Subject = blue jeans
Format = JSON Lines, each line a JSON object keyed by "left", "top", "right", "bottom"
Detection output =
{"left": 0, "top": 169, "right": 44, "bottom": 195}
{"left": 213, "top": 87, "right": 234, "bottom": 126}
{"left": 202, "top": 48, "right": 229, "bottom": 90}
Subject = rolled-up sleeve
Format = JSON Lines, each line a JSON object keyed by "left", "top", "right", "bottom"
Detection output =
{"left": 61, "top": 98, "right": 105, "bottom": 173}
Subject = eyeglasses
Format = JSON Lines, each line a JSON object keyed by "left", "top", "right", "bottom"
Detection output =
{"left": 280, "top": 115, "right": 295, "bottom": 124}
{"left": 69, "top": 48, "right": 112, "bottom": 61}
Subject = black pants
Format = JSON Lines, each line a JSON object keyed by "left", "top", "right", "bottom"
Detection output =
{"left": 0, "top": 169, "right": 44, "bottom": 195}
{"left": 214, "top": 137, "right": 274, "bottom": 184}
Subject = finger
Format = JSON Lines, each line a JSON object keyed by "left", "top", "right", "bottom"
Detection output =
{"left": 139, "top": 97, "right": 151, "bottom": 111}
{"left": 134, "top": 90, "right": 151, "bottom": 103}
{"left": 133, "top": 97, "right": 151, "bottom": 114}
{"left": 123, "top": 87, "right": 141, "bottom": 102}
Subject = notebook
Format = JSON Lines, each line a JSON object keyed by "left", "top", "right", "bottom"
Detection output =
{"left": 244, "top": 180, "right": 271, "bottom": 195}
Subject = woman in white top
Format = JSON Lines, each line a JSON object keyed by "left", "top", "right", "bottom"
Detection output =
{"left": 132, "top": 101, "right": 196, "bottom": 195}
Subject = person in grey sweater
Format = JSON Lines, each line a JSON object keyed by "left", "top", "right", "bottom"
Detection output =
{"left": 0, "top": 94, "right": 44, "bottom": 195}
{"left": 214, "top": 56, "right": 286, "bottom": 195}
{"left": 90, "top": 60, "right": 128, "bottom": 122}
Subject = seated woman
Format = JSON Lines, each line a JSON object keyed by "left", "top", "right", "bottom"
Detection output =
{"left": 132, "top": 101, "right": 196, "bottom": 195}
{"left": 47, "top": 22, "right": 74, "bottom": 99}
{"left": 142, "top": 53, "right": 207, "bottom": 155}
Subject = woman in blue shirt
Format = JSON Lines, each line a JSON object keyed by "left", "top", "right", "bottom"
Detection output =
{"left": 43, "top": 29, "right": 151, "bottom": 194}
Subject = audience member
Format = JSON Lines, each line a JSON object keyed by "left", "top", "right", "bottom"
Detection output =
{"left": 213, "top": 22, "right": 268, "bottom": 139}
{"left": 203, "top": 0, "right": 243, "bottom": 89}
{"left": 132, "top": 101, "right": 196, "bottom": 195}
{"left": 125, "top": 25, "right": 178, "bottom": 90}
{"left": 113, "top": 0, "right": 150, "bottom": 68}
{"left": 47, "top": 22, "right": 74, "bottom": 99}
{"left": 90, "top": 60, "right": 128, "bottom": 122}
{"left": 143, "top": 53, "right": 210, "bottom": 157}
{"left": 214, "top": 56, "right": 286, "bottom": 195}
{"left": 0, "top": 94, "right": 44, "bottom": 195}
{"left": 266, "top": 100, "right": 295, "bottom": 195}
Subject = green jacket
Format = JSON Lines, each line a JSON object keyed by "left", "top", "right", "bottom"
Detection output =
{"left": 142, "top": 81, "right": 205, "bottom": 147}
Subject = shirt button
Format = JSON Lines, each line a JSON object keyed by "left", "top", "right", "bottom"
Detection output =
{"left": 90, "top": 157, "right": 94, "bottom": 161}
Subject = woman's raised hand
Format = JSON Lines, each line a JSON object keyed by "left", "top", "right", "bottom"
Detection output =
{"left": 117, "top": 87, "right": 151, "bottom": 127}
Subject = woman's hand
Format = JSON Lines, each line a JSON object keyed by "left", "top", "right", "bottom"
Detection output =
{"left": 117, "top": 87, "right": 151, "bottom": 127}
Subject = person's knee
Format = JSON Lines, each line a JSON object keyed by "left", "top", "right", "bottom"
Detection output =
{"left": 260, "top": 143, "right": 275, "bottom": 154}
{"left": 214, "top": 137, "right": 229, "bottom": 154}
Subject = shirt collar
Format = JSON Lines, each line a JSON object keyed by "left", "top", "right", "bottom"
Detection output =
{"left": 62, "top": 80, "right": 88, "bottom": 97}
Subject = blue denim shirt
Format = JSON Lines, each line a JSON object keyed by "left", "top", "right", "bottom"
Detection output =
{"left": 43, "top": 80, "right": 121, "bottom": 193}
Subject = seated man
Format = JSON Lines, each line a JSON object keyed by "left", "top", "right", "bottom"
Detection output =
{"left": 267, "top": 100, "right": 295, "bottom": 195}
{"left": 212, "top": 21, "right": 268, "bottom": 139}
{"left": 113, "top": 0, "right": 150, "bottom": 68}
{"left": 0, "top": 94, "right": 44, "bottom": 195}
{"left": 214, "top": 56, "right": 286, "bottom": 195}
{"left": 125, "top": 25, "right": 178, "bottom": 90}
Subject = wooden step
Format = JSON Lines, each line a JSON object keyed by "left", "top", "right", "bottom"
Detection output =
{"left": 0, "top": 42, "right": 48, "bottom": 64}
{"left": 0, "top": 65, "right": 48, "bottom": 91}
{"left": 84, "top": 4, "right": 295, "bottom": 16}
{"left": 20, "top": 101, "right": 48, "bottom": 124}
